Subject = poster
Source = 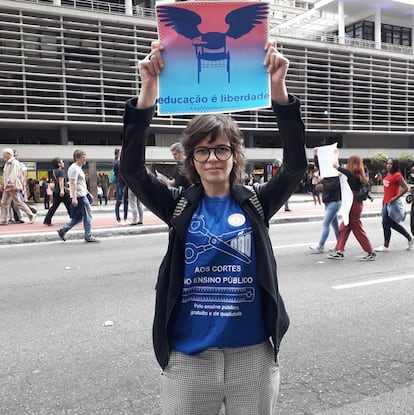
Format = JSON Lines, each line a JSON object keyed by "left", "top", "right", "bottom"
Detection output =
{"left": 156, "top": 1, "right": 270, "bottom": 115}
{"left": 317, "top": 143, "right": 339, "bottom": 178}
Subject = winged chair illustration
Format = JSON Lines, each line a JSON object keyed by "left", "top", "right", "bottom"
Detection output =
{"left": 157, "top": 3, "right": 268, "bottom": 84}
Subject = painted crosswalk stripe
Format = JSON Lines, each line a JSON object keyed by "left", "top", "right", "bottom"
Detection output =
{"left": 333, "top": 274, "right": 414, "bottom": 290}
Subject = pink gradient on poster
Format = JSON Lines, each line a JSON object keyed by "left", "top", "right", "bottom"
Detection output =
{"left": 156, "top": 1, "right": 269, "bottom": 114}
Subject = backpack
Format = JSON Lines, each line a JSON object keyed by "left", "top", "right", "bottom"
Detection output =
{"left": 109, "top": 169, "right": 116, "bottom": 184}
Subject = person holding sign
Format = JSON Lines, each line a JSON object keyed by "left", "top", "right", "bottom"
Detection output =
{"left": 309, "top": 148, "right": 341, "bottom": 254}
{"left": 121, "top": 40, "right": 307, "bottom": 415}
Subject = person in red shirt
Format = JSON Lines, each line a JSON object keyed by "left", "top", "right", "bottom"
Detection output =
{"left": 375, "top": 158, "right": 413, "bottom": 252}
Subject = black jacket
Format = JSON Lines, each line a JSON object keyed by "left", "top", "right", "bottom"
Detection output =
{"left": 314, "top": 156, "right": 341, "bottom": 203}
{"left": 121, "top": 96, "right": 307, "bottom": 369}
{"left": 321, "top": 176, "right": 341, "bottom": 203}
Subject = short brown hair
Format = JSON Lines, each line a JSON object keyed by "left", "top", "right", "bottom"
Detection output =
{"left": 180, "top": 114, "right": 246, "bottom": 185}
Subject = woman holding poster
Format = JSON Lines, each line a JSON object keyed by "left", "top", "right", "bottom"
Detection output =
{"left": 121, "top": 40, "right": 307, "bottom": 415}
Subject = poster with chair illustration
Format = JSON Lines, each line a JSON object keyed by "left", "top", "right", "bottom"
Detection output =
{"left": 156, "top": 1, "right": 270, "bottom": 115}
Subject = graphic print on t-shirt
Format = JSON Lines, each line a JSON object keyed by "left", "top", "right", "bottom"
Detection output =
{"left": 185, "top": 213, "right": 252, "bottom": 264}
{"left": 170, "top": 195, "right": 267, "bottom": 354}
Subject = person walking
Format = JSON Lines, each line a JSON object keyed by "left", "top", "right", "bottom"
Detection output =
{"left": 27, "top": 178, "right": 38, "bottom": 203}
{"left": 113, "top": 148, "right": 128, "bottom": 224}
{"left": 309, "top": 149, "right": 341, "bottom": 254}
{"left": 10, "top": 149, "right": 37, "bottom": 223}
{"left": 57, "top": 149, "right": 98, "bottom": 243}
{"left": 98, "top": 174, "right": 108, "bottom": 205}
{"left": 375, "top": 158, "right": 413, "bottom": 252}
{"left": 311, "top": 165, "right": 321, "bottom": 205}
{"left": 409, "top": 166, "right": 414, "bottom": 236}
{"left": 40, "top": 176, "right": 50, "bottom": 209}
{"left": 120, "top": 40, "right": 307, "bottom": 415}
{"left": 43, "top": 158, "right": 72, "bottom": 226}
{"left": 128, "top": 187, "right": 143, "bottom": 225}
{"left": 328, "top": 155, "right": 376, "bottom": 261}
{"left": 0, "top": 148, "right": 36, "bottom": 225}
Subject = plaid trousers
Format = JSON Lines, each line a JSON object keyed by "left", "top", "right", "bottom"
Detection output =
{"left": 161, "top": 341, "right": 280, "bottom": 415}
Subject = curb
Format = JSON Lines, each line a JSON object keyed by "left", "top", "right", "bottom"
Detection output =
{"left": 0, "top": 224, "right": 169, "bottom": 246}
{"left": 0, "top": 211, "right": 383, "bottom": 246}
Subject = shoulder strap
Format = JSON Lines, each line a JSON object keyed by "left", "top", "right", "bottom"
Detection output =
{"left": 173, "top": 191, "right": 265, "bottom": 222}
{"left": 248, "top": 190, "right": 265, "bottom": 221}
{"left": 172, "top": 196, "right": 189, "bottom": 219}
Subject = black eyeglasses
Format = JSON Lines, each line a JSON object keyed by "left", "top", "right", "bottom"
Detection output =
{"left": 193, "top": 145, "right": 233, "bottom": 163}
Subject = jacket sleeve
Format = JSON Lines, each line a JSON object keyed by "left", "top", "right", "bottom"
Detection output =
{"left": 120, "top": 98, "right": 181, "bottom": 223}
{"left": 254, "top": 95, "right": 308, "bottom": 219}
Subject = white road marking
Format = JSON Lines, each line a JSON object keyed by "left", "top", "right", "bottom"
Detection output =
{"left": 333, "top": 274, "right": 414, "bottom": 290}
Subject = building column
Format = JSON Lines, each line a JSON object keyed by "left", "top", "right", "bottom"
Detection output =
{"left": 412, "top": 14, "right": 414, "bottom": 53}
{"left": 87, "top": 161, "right": 98, "bottom": 205}
{"left": 375, "top": 7, "right": 382, "bottom": 49}
{"left": 60, "top": 125, "right": 68, "bottom": 145}
{"left": 338, "top": 0, "right": 345, "bottom": 44}
{"left": 125, "top": 0, "right": 133, "bottom": 16}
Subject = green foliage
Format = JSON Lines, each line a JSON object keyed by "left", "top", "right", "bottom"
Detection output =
{"left": 370, "top": 152, "right": 388, "bottom": 175}
{"left": 399, "top": 152, "right": 414, "bottom": 177}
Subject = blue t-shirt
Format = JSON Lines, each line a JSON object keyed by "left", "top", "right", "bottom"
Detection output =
{"left": 170, "top": 194, "right": 267, "bottom": 355}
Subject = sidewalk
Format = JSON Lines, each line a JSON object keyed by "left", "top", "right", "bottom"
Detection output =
{"left": 0, "top": 193, "right": 384, "bottom": 245}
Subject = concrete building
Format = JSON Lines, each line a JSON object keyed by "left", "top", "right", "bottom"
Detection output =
{"left": 0, "top": 0, "right": 413, "bottom": 179}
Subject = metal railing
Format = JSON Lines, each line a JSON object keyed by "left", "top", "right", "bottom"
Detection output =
{"left": 2, "top": 1, "right": 413, "bottom": 135}
{"left": 14, "top": 0, "right": 156, "bottom": 19}
{"left": 270, "top": 27, "right": 414, "bottom": 55}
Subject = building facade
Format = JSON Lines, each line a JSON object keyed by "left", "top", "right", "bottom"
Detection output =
{"left": 0, "top": 0, "right": 413, "bottom": 180}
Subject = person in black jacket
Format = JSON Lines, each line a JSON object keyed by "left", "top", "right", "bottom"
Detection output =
{"left": 43, "top": 158, "right": 72, "bottom": 226}
{"left": 309, "top": 148, "right": 342, "bottom": 254}
{"left": 410, "top": 166, "right": 414, "bottom": 236}
{"left": 121, "top": 40, "right": 307, "bottom": 415}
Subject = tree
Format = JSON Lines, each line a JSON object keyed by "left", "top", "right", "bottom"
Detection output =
{"left": 370, "top": 152, "right": 388, "bottom": 177}
{"left": 399, "top": 152, "right": 414, "bottom": 179}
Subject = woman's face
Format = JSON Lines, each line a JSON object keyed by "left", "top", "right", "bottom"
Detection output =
{"left": 386, "top": 159, "right": 393, "bottom": 173}
{"left": 192, "top": 134, "right": 234, "bottom": 190}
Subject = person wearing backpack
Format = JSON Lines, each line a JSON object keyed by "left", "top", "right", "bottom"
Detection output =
{"left": 327, "top": 155, "right": 376, "bottom": 261}
{"left": 113, "top": 148, "right": 128, "bottom": 225}
{"left": 309, "top": 149, "right": 342, "bottom": 254}
{"left": 120, "top": 41, "right": 307, "bottom": 415}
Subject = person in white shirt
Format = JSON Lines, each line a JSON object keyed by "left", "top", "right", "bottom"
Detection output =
{"left": 56, "top": 149, "right": 99, "bottom": 243}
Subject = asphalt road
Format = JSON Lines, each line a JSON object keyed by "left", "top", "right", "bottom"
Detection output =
{"left": 1, "top": 217, "right": 413, "bottom": 414}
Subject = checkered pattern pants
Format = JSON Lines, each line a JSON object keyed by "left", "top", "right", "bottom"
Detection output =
{"left": 161, "top": 341, "right": 280, "bottom": 415}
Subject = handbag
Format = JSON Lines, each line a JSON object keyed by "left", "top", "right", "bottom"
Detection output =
{"left": 354, "top": 184, "right": 370, "bottom": 202}
{"left": 387, "top": 198, "right": 406, "bottom": 223}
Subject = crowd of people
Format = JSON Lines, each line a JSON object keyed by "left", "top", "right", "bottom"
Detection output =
{"left": 2, "top": 149, "right": 414, "bottom": 248}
